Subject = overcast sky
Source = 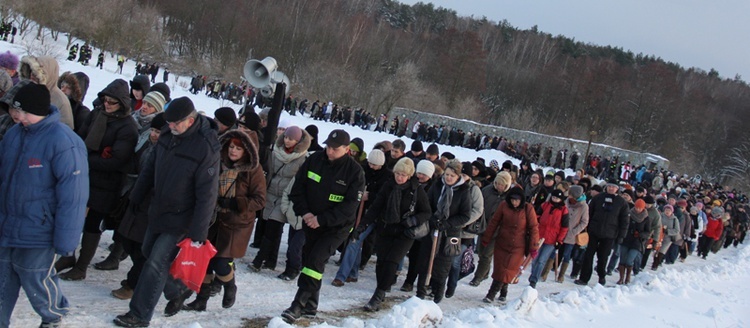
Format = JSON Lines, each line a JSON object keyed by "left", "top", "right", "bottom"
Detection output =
{"left": 398, "top": 0, "right": 750, "bottom": 81}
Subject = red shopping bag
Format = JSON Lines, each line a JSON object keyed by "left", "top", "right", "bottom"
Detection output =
{"left": 169, "top": 238, "right": 217, "bottom": 293}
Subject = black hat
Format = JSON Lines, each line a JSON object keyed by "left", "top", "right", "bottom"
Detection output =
{"left": 644, "top": 195, "right": 656, "bottom": 205}
{"left": 13, "top": 83, "right": 50, "bottom": 116}
{"left": 324, "top": 129, "right": 350, "bottom": 148}
{"left": 461, "top": 161, "right": 473, "bottom": 176}
{"left": 214, "top": 107, "right": 237, "bottom": 127}
{"left": 163, "top": 97, "right": 195, "bottom": 123}
{"left": 426, "top": 143, "right": 439, "bottom": 155}
{"left": 471, "top": 160, "right": 486, "bottom": 176}
{"left": 554, "top": 170, "right": 566, "bottom": 180}
{"left": 149, "top": 82, "right": 171, "bottom": 102}
{"left": 441, "top": 152, "right": 455, "bottom": 160}
{"left": 411, "top": 140, "right": 423, "bottom": 152}
{"left": 590, "top": 185, "right": 603, "bottom": 193}
{"left": 551, "top": 189, "right": 565, "bottom": 200}
{"left": 150, "top": 112, "right": 166, "bottom": 130}
{"left": 502, "top": 160, "right": 512, "bottom": 171}
{"left": 239, "top": 111, "right": 260, "bottom": 131}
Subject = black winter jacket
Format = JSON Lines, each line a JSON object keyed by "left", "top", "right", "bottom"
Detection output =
{"left": 290, "top": 150, "right": 366, "bottom": 235}
{"left": 130, "top": 115, "right": 220, "bottom": 242}
{"left": 361, "top": 177, "right": 431, "bottom": 237}
{"left": 588, "top": 192, "right": 630, "bottom": 240}
{"left": 77, "top": 108, "right": 138, "bottom": 213}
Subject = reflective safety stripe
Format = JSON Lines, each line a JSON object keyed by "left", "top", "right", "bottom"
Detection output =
{"left": 328, "top": 194, "right": 344, "bottom": 202}
{"left": 301, "top": 267, "right": 323, "bottom": 280}
{"left": 307, "top": 171, "right": 321, "bottom": 182}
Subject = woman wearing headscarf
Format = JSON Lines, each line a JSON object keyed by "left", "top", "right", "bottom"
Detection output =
{"left": 251, "top": 126, "right": 310, "bottom": 273}
{"left": 184, "top": 129, "right": 266, "bottom": 311}
{"left": 481, "top": 186, "right": 540, "bottom": 303}
{"left": 57, "top": 79, "right": 138, "bottom": 281}
{"left": 358, "top": 157, "right": 431, "bottom": 311}
{"left": 416, "top": 159, "right": 472, "bottom": 303}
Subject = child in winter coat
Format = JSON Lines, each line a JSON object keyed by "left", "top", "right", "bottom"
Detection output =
{"left": 699, "top": 206, "right": 724, "bottom": 259}
{"left": 528, "top": 189, "right": 569, "bottom": 287}
{"left": 652, "top": 205, "right": 680, "bottom": 270}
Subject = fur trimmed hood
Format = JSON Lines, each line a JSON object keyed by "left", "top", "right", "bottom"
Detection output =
{"left": 220, "top": 129, "right": 260, "bottom": 170}
{"left": 274, "top": 128, "right": 312, "bottom": 154}
{"left": 20, "top": 56, "right": 59, "bottom": 90}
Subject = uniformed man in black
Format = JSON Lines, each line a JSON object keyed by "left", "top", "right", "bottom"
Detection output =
{"left": 281, "top": 129, "right": 366, "bottom": 323}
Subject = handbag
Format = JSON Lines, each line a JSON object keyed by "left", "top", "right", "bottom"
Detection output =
{"left": 169, "top": 238, "right": 218, "bottom": 293}
{"left": 575, "top": 231, "right": 589, "bottom": 246}
{"left": 458, "top": 245, "right": 476, "bottom": 279}
{"left": 441, "top": 232, "right": 461, "bottom": 257}
{"left": 403, "top": 190, "right": 428, "bottom": 239}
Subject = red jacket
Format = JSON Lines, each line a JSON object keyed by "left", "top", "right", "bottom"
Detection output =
{"left": 537, "top": 201, "right": 570, "bottom": 245}
{"left": 704, "top": 216, "right": 723, "bottom": 240}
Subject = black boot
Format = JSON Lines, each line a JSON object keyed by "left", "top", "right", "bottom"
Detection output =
{"left": 54, "top": 256, "right": 76, "bottom": 273}
{"left": 59, "top": 232, "right": 101, "bottom": 281}
{"left": 416, "top": 284, "right": 428, "bottom": 299}
{"left": 498, "top": 283, "right": 508, "bottom": 303}
{"left": 363, "top": 289, "right": 386, "bottom": 312}
{"left": 483, "top": 280, "right": 501, "bottom": 303}
{"left": 94, "top": 240, "right": 126, "bottom": 270}
{"left": 183, "top": 283, "right": 211, "bottom": 311}
{"left": 570, "top": 261, "right": 582, "bottom": 279}
{"left": 164, "top": 289, "right": 193, "bottom": 317}
{"left": 302, "top": 290, "right": 319, "bottom": 317}
{"left": 221, "top": 275, "right": 237, "bottom": 309}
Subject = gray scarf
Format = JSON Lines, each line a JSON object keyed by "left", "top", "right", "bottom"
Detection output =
{"left": 435, "top": 176, "right": 465, "bottom": 222}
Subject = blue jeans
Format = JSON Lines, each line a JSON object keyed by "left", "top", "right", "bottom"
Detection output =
{"left": 0, "top": 247, "right": 68, "bottom": 327}
{"left": 128, "top": 230, "right": 188, "bottom": 322}
{"left": 447, "top": 243, "right": 469, "bottom": 291}
{"left": 335, "top": 224, "right": 374, "bottom": 281}
{"left": 607, "top": 243, "right": 621, "bottom": 273}
{"left": 529, "top": 244, "right": 556, "bottom": 284}
{"left": 561, "top": 243, "right": 575, "bottom": 263}
{"left": 618, "top": 246, "right": 640, "bottom": 267}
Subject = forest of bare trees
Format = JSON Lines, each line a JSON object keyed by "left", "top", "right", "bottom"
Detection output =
{"left": 2, "top": 0, "right": 749, "bottom": 189}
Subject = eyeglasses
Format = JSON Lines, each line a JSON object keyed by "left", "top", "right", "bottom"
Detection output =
{"left": 104, "top": 98, "right": 119, "bottom": 106}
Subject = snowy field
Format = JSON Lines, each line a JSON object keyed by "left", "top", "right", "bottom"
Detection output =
{"left": 2, "top": 34, "right": 749, "bottom": 328}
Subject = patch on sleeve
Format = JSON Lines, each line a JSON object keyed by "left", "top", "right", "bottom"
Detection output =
{"left": 207, "top": 167, "right": 216, "bottom": 176}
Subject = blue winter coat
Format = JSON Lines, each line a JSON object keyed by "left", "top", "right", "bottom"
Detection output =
{"left": 0, "top": 106, "right": 89, "bottom": 254}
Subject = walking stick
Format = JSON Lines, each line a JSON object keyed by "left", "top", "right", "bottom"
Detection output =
{"left": 553, "top": 245, "right": 559, "bottom": 279}
{"left": 425, "top": 229, "right": 440, "bottom": 286}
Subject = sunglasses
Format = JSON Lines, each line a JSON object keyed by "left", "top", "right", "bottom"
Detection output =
{"left": 104, "top": 98, "right": 119, "bottom": 106}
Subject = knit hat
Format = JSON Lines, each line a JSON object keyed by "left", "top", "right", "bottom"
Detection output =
{"left": 635, "top": 199, "right": 646, "bottom": 210}
{"left": 416, "top": 160, "right": 435, "bottom": 177}
{"left": 461, "top": 161, "right": 473, "bottom": 176}
{"left": 350, "top": 137, "right": 364, "bottom": 153}
{"left": 445, "top": 159, "right": 462, "bottom": 175}
{"left": 150, "top": 113, "right": 166, "bottom": 130}
{"left": 0, "top": 80, "right": 31, "bottom": 113}
{"left": 471, "top": 160, "right": 486, "bottom": 176}
{"left": 426, "top": 143, "right": 439, "bottom": 155}
{"left": 489, "top": 159, "right": 500, "bottom": 172}
{"left": 239, "top": 111, "right": 260, "bottom": 131}
{"left": 284, "top": 125, "right": 303, "bottom": 142}
{"left": 551, "top": 189, "right": 565, "bottom": 200}
{"left": 163, "top": 97, "right": 195, "bottom": 122}
{"left": 554, "top": 170, "right": 566, "bottom": 181}
{"left": 569, "top": 185, "right": 584, "bottom": 200}
{"left": 494, "top": 171, "right": 512, "bottom": 189}
{"left": 441, "top": 152, "right": 455, "bottom": 160}
{"left": 411, "top": 140, "right": 423, "bottom": 152}
{"left": 143, "top": 91, "right": 166, "bottom": 113}
{"left": 324, "top": 129, "right": 350, "bottom": 148}
{"left": 622, "top": 189, "right": 634, "bottom": 200}
{"left": 502, "top": 160, "right": 512, "bottom": 171}
{"left": 149, "top": 82, "right": 171, "bottom": 102}
{"left": 712, "top": 206, "right": 724, "bottom": 217}
{"left": 393, "top": 157, "right": 415, "bottom": 176}
{"left": 214, "top": 107, "right": 237, "bottom": 127}
{"left": 695, "top": 202, "right": 704, "bottom": 210}
{"left": 13, "top": 83, "right": 50, "bottom": 116}
{"left": 663, "top": 205, "right": 674, "bottom": 212}
{"left": 0, "top": 51, "right": 19, "bottom": 70}
{"left": 278, "top": 118, "right": 291, "bottom": 129}
{"left": 367, "top": 149, "right": 386, "bottom": 166}
{"left": 644, "top": 195, "right": 656, "bottom": 205}
{"left": 676, "top": 199, "right": 688, "bottom": 208}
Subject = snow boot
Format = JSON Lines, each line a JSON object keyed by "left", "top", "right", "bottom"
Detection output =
{"left": 363, "top": 289, "right": 386, "bottom": 312}
{"left": 570, "top": 261, "right": 581, "bottom": 279}
{"left": 482, "top": 280, "right": 501, "bottom": 303}
{"left": 616, "top": 264, "right": 626, "bottom": 285}
{"left": 625, "top": 266, "right": 633, "bottom": 285}
{"left": 281, "top": 304, "right": 302, "bottom": 324}
{"left": 59, "top": 232, "right": 101, "bottom": 281}
{"left": 183, "top": 283, "right": 211, "bottom": 312}
{"left": 651, "top": 252, "right": 663, "bottom": 271}
{"left": 540, "top": 257, "right": 555, "bottom": 282}
{"left": 218, "top": 269, "right": 237, "bottom": 309}
{"left": 54, "top": 255, "right": 76, "bottom": 273}
{"left": 94, "top": 240, "right": 126, "bottom": 270}
{"left": 206, "top": 274, "right": 222, "bottom": 297}
{"left": 111, "top": 285, "right": 134, "bottom": 300}
{"left": 400, "top": 283, "right": 414, "bottom": 292}
{"left": 164, "top": 289, "right": 193, "bottom": 317}
{"left": 498, "top": 283, "right": 509, "bottom": 303}
{"left": 556, "top": 262, "right": 569, "bottom": 283}
{"left": 301, "top": 290, "right": 319, "bottom": 317}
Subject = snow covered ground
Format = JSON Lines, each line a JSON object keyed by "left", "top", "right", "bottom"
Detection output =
{"left": 2, "top": 33, "right": 749, "bottom": 328}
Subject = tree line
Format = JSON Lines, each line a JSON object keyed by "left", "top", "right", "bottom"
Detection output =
{"left": 2, "top": 0, "right": 749, "bottom": 189}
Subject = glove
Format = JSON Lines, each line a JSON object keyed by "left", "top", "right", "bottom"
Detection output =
{"left": 217, "top": 197, "right": 238, "bottom": 211}
{"left": 101, "top": 146, "right": 113, "bottom": 159}
{"left": 554, "top": 242, "right": 561, "bottom": 250}
{"left": 402, "top": 216, "right": 418, "bottom": 228}
{"left": 529, "top": 249, "right": 538, "bottom": 259}
{"left": 436, "top": 220, "right": 449, "bottom": 231}
{"left": 351, "top": 224, "right": 368, "bottom": 241}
